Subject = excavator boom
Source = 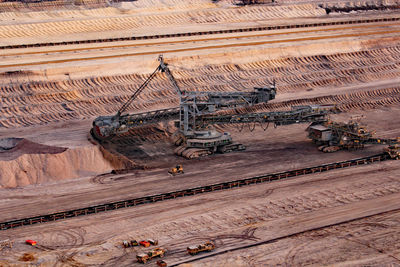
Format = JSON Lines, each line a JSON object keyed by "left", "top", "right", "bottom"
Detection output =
{"left": 92, "top": 55, "right": 181, "bottom": 141}
{"left": 91, "top": 56, "right": 276, "bottom": 141}
{"left": 116, "top": 65, "right": 161, "bottom": 118}
{"left": 117, "top": 55, "right": 181, "bottom": 118}
{"left": 199, "top": 105, "right": 333, "bottom": 127}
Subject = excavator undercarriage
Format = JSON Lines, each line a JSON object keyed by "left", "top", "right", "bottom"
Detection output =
{"left": 307, "top": 120, "right": 400, "bottom": 153}
{"left": 172, "top": 130, "right": 246, "bottom": 159}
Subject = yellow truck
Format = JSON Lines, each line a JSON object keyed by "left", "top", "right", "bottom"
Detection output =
{"left": 137, "top": 248, "right": 166, "bottom": 263}
{"left": 187, "top": 241, "right": 215, "bottom": 255}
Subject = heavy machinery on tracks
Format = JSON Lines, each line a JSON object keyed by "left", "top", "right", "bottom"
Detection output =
{"left": 384, "top": 145, "right": 400, "bottom": 160}
{"left": 168, "top": 164, "right": 184, "bottom": 175}
{"left": 307, "top": 120, "right": 400, "bottom": 152}
{"left": 92, "top": 56, "right": 398, "bottom": 159}
{"left": 172, "top": 104, "right": 336, "bottom": 158}
{"left": 169, "top": 83, "right": 279, "bottom": 158}
{"left": 92, "top": 55, "right": 277, "bottom": 158}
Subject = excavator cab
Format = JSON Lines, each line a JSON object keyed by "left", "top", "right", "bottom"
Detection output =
{"left": 168, "top": 164, "right": 184, "bottom": 175}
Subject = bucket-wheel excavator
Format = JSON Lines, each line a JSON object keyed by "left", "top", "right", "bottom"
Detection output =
{"left": 92, "top": 56, "right": 399, "bottom": 158}
{"left": 92, "top": 55, "right": 278, "bottom": 158}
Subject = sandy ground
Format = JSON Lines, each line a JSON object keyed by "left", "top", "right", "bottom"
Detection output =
{"left": 1, "top": 159, "right": 400, "bottom": 266}
{"left": 1, "top": 0, "right": 400, "bottom": 266}
{"left": 0, "top": 104, "right": 399, "bottom": 266}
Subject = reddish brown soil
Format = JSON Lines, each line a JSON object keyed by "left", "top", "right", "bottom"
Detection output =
{"left": 0, "top": 138, "right": 67, "bottom": 161}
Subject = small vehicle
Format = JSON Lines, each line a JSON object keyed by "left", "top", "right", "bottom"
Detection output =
{"left": 157, "top": 260, "right": 167, "bottom": 267}
{"left": 168, "top": 165, "right": 184, "bottom": 175}
{"left": 25, "top": 240, "right": 37, "bottom": 246}
{"left": 122, "top": 240, "right": 138, "bottom": 248}
{"left": 0, "top": 239, "right": 13, "bottom": 250}
{"left": 148, "top": 239, "right": 158, "bottom": 245}
{"left": 137, "top": 248, "right": 166, "bottom": 263}
{"left": 139, "top": 240, "right": 151, "bottom": 247}
{"left": 187, "top": 241, "right": 215, "bottom": 255}
{"left": 385, "top": 145, "right": 400, "bottom": 160}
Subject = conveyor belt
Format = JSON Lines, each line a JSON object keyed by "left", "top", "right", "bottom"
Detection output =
{"left": 0, "top": 153, "right": 389, "bottom": 231}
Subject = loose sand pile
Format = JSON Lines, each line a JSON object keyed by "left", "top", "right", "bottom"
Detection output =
{"left": 0, "top": 138, "right": 115, "bottom": 188}
{"left": 0, "top": 138, "right": 67, "bottom": 161}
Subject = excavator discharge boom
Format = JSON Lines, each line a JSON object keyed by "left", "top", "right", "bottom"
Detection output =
{"left": 199, "top": 104, "right": 333, "bottom": 126}
{"left": 173, "top": 104, "right": 336, "bottom": 158}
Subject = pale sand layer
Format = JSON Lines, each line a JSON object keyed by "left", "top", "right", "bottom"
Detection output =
{"left": 0, "top": 144, "right": 114, "bottom": 188}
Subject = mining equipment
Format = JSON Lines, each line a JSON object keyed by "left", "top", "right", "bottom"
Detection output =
{"left": 168, "top": 165, "right": 184, "bottom": 175}
{"left": 137, "top": 248, "right": 166, "bottom": 263}
{"left": 122, "top": 240, "right": 138, "bottom": 248}
{"left": 91, "top": 56, "right": 341, "bottom": 158}
{"left": 307, "top": 120, "right": 400, "bottom": 152}
{"left": 172, "top": 104, "right": 336, "bottom": 158}
{"left": 93, "top": 56, "right": 377, "bottom": 158}
{"left": 92, "top": 55, "right": 277, "bottom": 158}
{"left": 148, "top": 239, "right": 158, "bottom": 245}
{"left": 139, "top": 240, "right": 151, "bottom": 247}
{"left": 187, "top": 241, "right": 215, "bottom": 255}
{"left": 384, "top": 144, "right": 400, "bottom": 159}
{"left": 25, "top": 240, "right": 37, "bottom": 246}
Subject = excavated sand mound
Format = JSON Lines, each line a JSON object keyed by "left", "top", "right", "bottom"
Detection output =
{"left": 0, "top": 137, "right": 67, "bottom": 161}
{"left": 0, "top": 138, "right": 114, "bottom": 188}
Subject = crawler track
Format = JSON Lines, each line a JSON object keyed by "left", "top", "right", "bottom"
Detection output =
{"left": 0, "top": 153, "right": 389, "bottom": 231}
{"left": 1, "top": 17, "right": 399, "bottom": 50}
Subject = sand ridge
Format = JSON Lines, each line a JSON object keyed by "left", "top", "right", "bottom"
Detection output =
{"left": 0, "top": 139, "right": 115, "bottom": 188}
